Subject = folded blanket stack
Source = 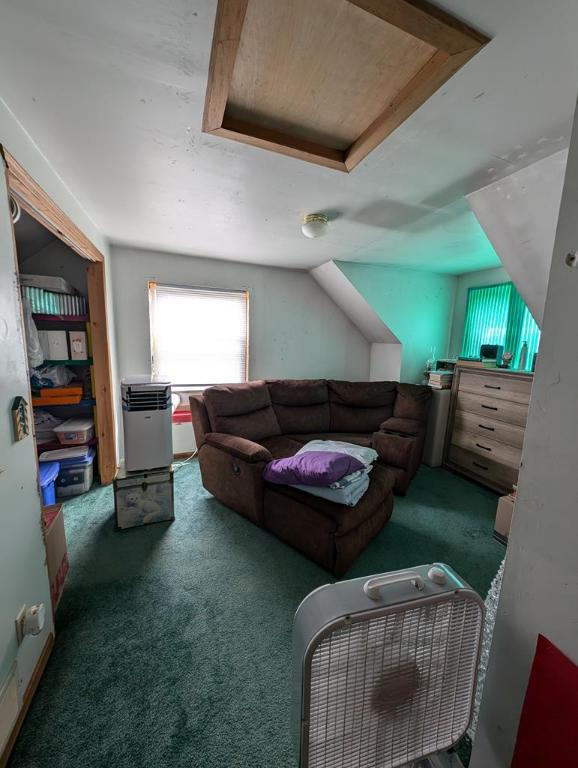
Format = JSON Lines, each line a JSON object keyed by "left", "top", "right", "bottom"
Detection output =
{"left": 263, "top": 440, "right": 378, "bottom": 507}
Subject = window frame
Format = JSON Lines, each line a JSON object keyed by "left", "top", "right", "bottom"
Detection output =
{"left": 461, "top": 280, "right": 540, "bottom": 370}
{"left": 148, "top": 280, "right": 250, "bottom": 390}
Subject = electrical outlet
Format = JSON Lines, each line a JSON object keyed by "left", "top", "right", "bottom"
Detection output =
{"left": 14, "top": 606, "right": 26, "bottom": 645}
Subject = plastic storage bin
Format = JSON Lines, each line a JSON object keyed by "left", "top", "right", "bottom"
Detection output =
{"left": 39, "top": 461, "right": 60, "bottom": 506}
{"left": 56, "top": 447, "right": 95, "bottom": 498}
{"left": 54, "top": 418, "right": 94, "bottom": 446}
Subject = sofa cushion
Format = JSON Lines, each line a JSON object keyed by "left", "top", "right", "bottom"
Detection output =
{"left": 393, "top": 383, "right": 432, "bottom": 422}
{"left": 272, "top": 403, "right": 330, "bottom": 434}
{"left": 288, "top": 433, "right": 374, "bottom": 448}
{"left": 203, "top": 381, "right": 281, "bottom": 442}
{"left": 379, "top": 417, "right": 424, "bottom": 437}
{"left": 266, "top": 463, "right": 395, "bottom": 535}
{"left": 328, "top": 380, "right": 396, "bottom": 433}
{"left": 268, "top": 379, "right": 328, "bottom": 406}
{"left": 373, "top": 431, "right": 415, "bottom": 470}
{"left": 268, "top": 379, "right": 330, "bottom": 434}
{"left": 261, "top": 435, "right": 303, "bottom": 459}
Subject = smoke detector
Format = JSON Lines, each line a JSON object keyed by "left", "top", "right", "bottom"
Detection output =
{"left": 301, "top": 213, "right": 328, "bottom": 239}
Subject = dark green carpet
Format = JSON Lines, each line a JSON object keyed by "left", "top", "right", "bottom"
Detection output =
{"left": 9, "top": 463, "right": 503, "bottom": 768}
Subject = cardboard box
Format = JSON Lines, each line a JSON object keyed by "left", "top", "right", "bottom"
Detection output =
{"left": 42, "top": 504, "right": 69, "bottom": 611}
{"left": 495, "top": 494, "right": 515, "bottom": 543}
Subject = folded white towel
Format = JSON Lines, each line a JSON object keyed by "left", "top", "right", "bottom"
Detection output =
{"left": 296, "top": 439, "right": 378, "bottom": 467}
{"left": 293, "top": 472, "right": 370, "bottom": 507}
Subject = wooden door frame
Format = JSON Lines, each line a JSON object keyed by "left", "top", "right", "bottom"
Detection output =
{"left": 1, "top": 145, "right": 117, "bottom": 484}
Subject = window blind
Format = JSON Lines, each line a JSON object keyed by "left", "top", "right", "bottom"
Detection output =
{"left": 149, "top": 282, "right": 249, "bottom": 387}
{"left": 461, "top": 282, "right": 540, "bottom": 370}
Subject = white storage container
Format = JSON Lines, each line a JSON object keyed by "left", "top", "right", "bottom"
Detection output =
{"left": 53, "top": 418, "right": 94, "bottom": 446}
{"left": 20, "top": 273, "right": 75, "bottom": 294}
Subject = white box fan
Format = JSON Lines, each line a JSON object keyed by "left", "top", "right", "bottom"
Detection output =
{"left": 293, "top": 564, "right": 484, "bottom": 768}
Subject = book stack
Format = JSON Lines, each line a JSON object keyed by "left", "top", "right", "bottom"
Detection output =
{"left": 428, "top": 371, "right": 453, "bottom": 389}
{"left": 458, "top": 357, "right": 499, "bottom": 369}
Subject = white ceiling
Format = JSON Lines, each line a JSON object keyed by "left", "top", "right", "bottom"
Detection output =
{"left": 0, "top": 0, "right": 576, "bottom": 273}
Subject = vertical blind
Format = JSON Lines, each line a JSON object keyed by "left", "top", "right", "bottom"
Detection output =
{"left": 149, "top": 282, "right": 249, "bottom": 387}
{"left": 461, "top": 282, "right": 540, "bottom": 370}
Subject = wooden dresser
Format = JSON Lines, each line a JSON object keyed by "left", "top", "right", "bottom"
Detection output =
{"left": 444, "top": 366, "right": 533, "bottom": 493}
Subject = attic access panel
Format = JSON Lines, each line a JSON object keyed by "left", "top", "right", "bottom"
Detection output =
{"left": 203, "top": 0, "right": 489, "bottom": 172}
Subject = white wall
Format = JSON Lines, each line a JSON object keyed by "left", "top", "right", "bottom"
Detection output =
{"left": 448, "top": 266, "right": 510, "bottom": 357}
{"left": 18, "top": 239, "right": 89, "bottom": 295}
{"left": 110, "top": 246, "right": 371, "bottom": 454}
{"left": 0, "top": 150, "right": 54, "bottom": 749}
{"left": 0, "top": 95, "right": 117, "bottom": 746}
{"left": 467, "top": 150, "right": 566, "bottom": 325}
{"left": 369, "top": 343, "right": 403, "bottom": 382}
{"left": 471, "top": 102, "right": 578, "bottom": 766}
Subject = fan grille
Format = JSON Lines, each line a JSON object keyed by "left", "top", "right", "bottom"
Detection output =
{"left": 305, "top": 595, "right": 482, "bottom": 768}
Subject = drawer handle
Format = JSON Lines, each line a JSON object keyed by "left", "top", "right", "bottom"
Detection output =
{"left": 476, "top": 443, "right": 492, "bottom": 452}
{"left": 473, "top": 461, "right": 489, "bottom": 471}
{"left": 484, "top": 384, "right": 501, "bottom": 390}
{"left": 481, "top": 404, "right": 498, "bottom": 411}
{"left": 478, "top": 424, "right": 495, "bottom": 431}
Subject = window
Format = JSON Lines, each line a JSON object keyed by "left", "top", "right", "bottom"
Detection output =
{"left": 461, "top": 282, "right": 540, "bottom": 370}
{"left": 148, "top": 282, "right": 249, "bottom": 388}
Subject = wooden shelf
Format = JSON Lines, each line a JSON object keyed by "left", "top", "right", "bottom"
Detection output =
{"left": 33, "top": 398, "right": 96, "bottom": 408}
{"left": 40, "top": 358, "right": 93, "bottom": 367}
{"left": 32, "top": 314, "right": 89, "bottom": 322}
{"left": 36, "top": 437, "right": 98, "bottom": 454}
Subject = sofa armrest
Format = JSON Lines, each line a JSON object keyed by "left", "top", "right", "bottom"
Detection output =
{"left": 373, "top": 430, "right": 416, "bottom": 469}
{"left": 378, "top": 417, "right": 424, "bottom": 437}
{"left": 204, "top": 432, "right": 272, "bottom": 463}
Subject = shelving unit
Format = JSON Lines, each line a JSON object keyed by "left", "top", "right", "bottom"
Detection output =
{"left": 32, "top": 313, "right": 89, "bottom": 323}
{"left": 41, "top": 358, "right": 93, "bottom": 367}
{"left": 27, "top": 296, "right": 99, "bottom": 497}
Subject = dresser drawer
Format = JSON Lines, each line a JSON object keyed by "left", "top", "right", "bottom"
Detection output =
{"left": 454, "top": 409, "right": 525, "bottom": 449}
{"left": 456, "top": 391, "right": 529, "bottom": 427}
{"left": 452, "top": 429, "right": 522, "bottom": 468}
{"left": 458, "top": 371, "right": 532, "bottom": 405}
{"left": 447, "top": 445, "right": 518, "bottom": 491}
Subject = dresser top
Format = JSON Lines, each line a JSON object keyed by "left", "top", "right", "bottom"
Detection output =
{"left": 456, "top": 364, "right": 534, "bottom": 378}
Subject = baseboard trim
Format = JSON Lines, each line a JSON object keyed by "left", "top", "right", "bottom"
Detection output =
{"left": 0, "top": 633, "right": 54, "bottom": 768}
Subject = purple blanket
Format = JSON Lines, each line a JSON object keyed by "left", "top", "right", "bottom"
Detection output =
{"left": 263, "top": 451, "right": 364, "bottom": 487}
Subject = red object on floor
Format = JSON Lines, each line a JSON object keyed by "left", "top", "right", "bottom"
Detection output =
{"left": 172, "top": 409, "right": 192, "bottom": 424}
{"left": 511, "top": 633, "right": 578, "bottom": 767}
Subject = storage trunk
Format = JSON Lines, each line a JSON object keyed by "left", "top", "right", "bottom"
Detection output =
{"left": 114, "top": 464, "right": 174, "bottom": 530}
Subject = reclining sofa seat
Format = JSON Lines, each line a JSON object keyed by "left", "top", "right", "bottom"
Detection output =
{"left": 190, "top": 379, "right": 431, "bottom": 576}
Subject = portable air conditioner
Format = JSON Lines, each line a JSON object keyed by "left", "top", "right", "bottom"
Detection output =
{"left": 293, "top": 564, "right": 484, "bottom": 768}
{"left": 121, "top": 376, "right": 173, "bottom": 471}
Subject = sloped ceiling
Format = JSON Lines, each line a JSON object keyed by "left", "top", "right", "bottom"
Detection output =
{"left": 0, "top": 0, "right": 577, "bottom": 272}
{"left": 467, "top": 150, "right": 567, "bottom": 324}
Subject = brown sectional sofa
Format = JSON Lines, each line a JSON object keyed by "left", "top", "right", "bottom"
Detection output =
{"left": 190, "top": 379, "right": 431, "bottom": 576}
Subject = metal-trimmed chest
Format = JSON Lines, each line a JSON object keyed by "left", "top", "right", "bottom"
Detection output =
{"left": 114, "top": 463, "right": 174, "bottom": 530}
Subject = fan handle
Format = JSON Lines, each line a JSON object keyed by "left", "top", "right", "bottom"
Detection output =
{"left": 363, "top": 571, "right": 425, "bottom": 600}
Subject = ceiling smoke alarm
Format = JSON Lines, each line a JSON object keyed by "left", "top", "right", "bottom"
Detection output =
{"left": 301, "top": 214, "right": 328, "bottom": 239}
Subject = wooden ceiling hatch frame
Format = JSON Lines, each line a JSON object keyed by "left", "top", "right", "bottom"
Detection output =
{"left": 1, "top": 146, "right": 117, "bottom": 485}
{"left": 203, "top": 0, "right": 490, "bottom": 171}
